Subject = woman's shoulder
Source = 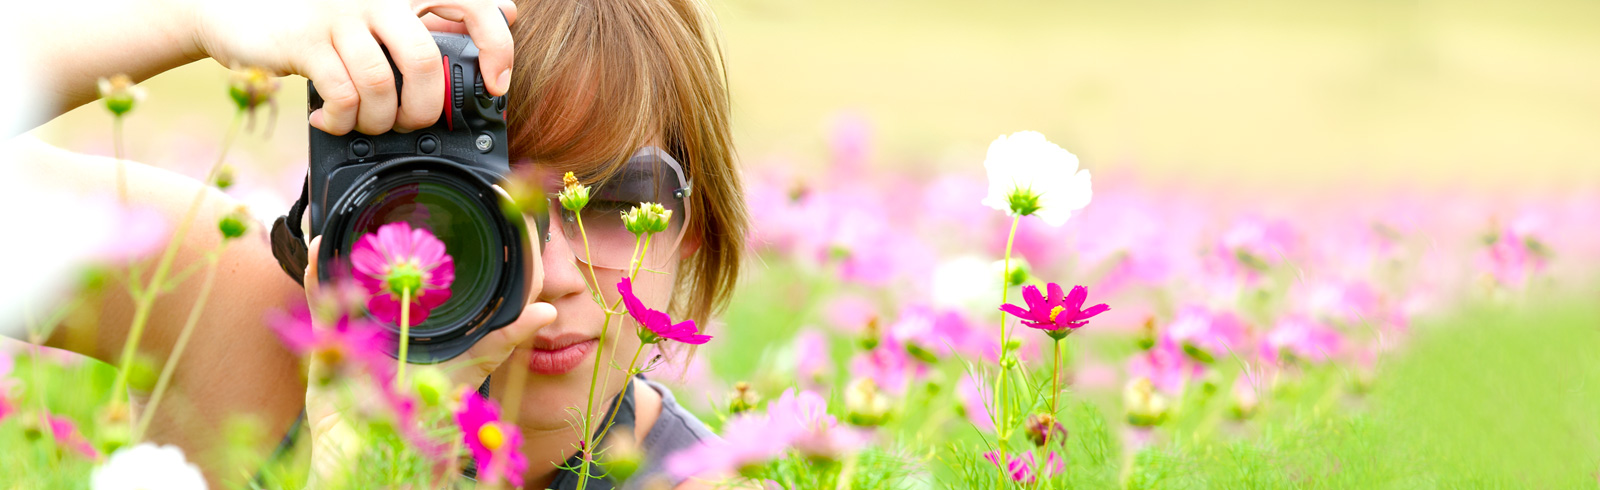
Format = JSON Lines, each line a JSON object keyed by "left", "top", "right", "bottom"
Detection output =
{"left": 623, "top": 377, "right": 720, "bottom": 490}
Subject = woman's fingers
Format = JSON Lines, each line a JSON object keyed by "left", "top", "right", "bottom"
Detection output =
{"left": 417, "top": 0, "right": 517, "bottom": 96}
{"left": 332, "top": 22, "right": 400, "bottom": 135}
{"left": 372, "top": 9, "right": 445, "bottom": 132}
{"left": 303, "top": 46, "right": 361, "bottom": 136}
{"left": 303, "top": 237, "right": 323, "bottom": 300}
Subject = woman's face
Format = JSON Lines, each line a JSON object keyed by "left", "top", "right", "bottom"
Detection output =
{"left": 488, "top": 143, "right": 683, "bottom": 434}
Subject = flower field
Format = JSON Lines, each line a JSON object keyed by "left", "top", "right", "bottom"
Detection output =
{"left": 5, "top": 0, "right": 1600, "bottom": 487}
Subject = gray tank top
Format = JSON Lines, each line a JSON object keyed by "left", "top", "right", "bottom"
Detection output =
{"left": 542, "top": 375, "right": 719, "bottom": 490}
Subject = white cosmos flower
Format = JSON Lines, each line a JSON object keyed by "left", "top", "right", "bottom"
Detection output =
{"left": 979, "top": 131, "right": 1093, "bottom": 227}
{"left": 92, "top": 443, "right": 208, "bottom": 490}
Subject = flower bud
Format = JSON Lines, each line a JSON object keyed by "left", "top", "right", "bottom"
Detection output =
{"left": 1136, "top": 317, "right": 1157, "bottom": 351}
{"left": 228, "top": 66, "right": 279, "bottom": 112}
{"left": 558, "top": 172, "right": 591, "bottom": 212}
{"left": 1024, "top": 413, "right": 1068, "bottom": 447}
{"left": 858, "top": 316, "right": 881, "bottom": 351}
{"left": 599, "top": 432, "right": 643, "bottom": 484}
{"left": 1005, "top": 188, "right": 1043, "bottom": 217}
{"left": 1124, "top": 377, "right": 1169, "bottom": 427}
{"left": 1230, "top": 378, "right": 1259, "bottom": 420}
{"left": 127, "top": 354, "right": 160, "bottom": 393}
{"left": 97, "top": 74, "right": 145, "bottom": 117}
{"left": 845, "top": 378, "right": 892, "bottom": 426}
{"left": 728, "top": 382, "right": 760, "bottom": 415}
{"left": 218, "top": 207, "right": 250, "bottom": 240}
{"left": 622, "top": 202, "right": 671, "bottom": 235}
{"left": 411, "top": 367, "right": 453, "bottom": 408}
{"left": 213, "top": 164, "right": 236, "bottom": 191}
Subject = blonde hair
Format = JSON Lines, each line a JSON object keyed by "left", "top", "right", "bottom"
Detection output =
{"left": 506, "top": 0, "right": 746, "bottom": 326}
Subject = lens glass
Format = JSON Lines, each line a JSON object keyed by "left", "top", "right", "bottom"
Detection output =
{"left": 345, "top": 179, "right": 501, "bottom": 335}
{"left": 555, "top": 147, "right": 690, "bottom": 271}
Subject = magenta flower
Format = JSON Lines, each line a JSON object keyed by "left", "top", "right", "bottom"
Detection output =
{"left": 350, "top": 222, "right": 455, "bottom": 325}
{"left": 47, "top": 414, "right": 99, "bottom": 459}
{"left": 983, "top": 450, "right": 1064, "bottom": 484}
{"left": 268, "top": 308, "right": 390, "bottom": 380}
{"left": 455, "top": 392, "right": 527, "bottom": 487}
{"left": 618, "top": 278, "right": 711, "bottom": 345}
{"left": 999, "top": 283, "right": 1110, "bottom": 340}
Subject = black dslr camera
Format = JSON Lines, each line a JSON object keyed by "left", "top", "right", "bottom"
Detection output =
{"left": 276, "top": 32, "right": 532, "bottom": 364}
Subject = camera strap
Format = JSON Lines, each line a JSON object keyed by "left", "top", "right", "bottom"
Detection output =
{"left": 270, "top": 175, "right": 312, "bottom": 285}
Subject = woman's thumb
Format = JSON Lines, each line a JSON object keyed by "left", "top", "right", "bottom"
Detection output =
{"left": 460, "top": 301, "right": 556, "bottom": 378}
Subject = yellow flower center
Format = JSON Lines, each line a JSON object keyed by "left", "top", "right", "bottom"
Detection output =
{"left": 1049, "top": 305, "right": 1067, "bottom": 323}
{"left": 478, "top": 423, "right": 506, "bottom": 451}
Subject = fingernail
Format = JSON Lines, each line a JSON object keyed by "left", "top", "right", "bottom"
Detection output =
{"left": 496, "top": 69, "right": 512, "bottom": 95}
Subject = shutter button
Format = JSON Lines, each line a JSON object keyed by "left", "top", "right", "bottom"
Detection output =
{"left": 352, "top": 139, "right": 373, "bottom": 157}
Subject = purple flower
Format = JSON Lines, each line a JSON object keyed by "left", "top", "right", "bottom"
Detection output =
{"left": 455, "top": 392, "right": 527, "bottom": 487}
{"left": 350, "top": 222, "right": 455, "bottom": 325}
{"left": 999, "top": 283, "right": 1109, "bottom": 340}
{"left": 619, "top": 277, "right": 711, "bottom": 345}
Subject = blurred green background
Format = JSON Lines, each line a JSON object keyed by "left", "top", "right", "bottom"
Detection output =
{"left": 32, "top": 0, "right": 1600, "bottom": 194}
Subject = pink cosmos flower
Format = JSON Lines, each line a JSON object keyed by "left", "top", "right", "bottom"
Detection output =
{"left": 888, "top": 305, "right": 996, "bottom": 361}
{"left": 455, "top": 392, "right": 527, "bottom": 487}
{"left": 669, "top": 389, "right": 868, "bottom": 479}
{"left": 1263, "top": 315, "right": 1344, "bottom": 365}
{"left": 768, "top": 389, "right": 870, "bottom": 460}
{"left": 268, "top": 308, "right": 391, "bottom": 380}
{"left": 982, "top": 450, "right": 1064, "bottom": 484}
{"left": 956, "top": 375, "right": 995, "bottom": 432}
{"left": 619, "top": 278, "right": 711, "bottom": 345}
{"left": 350, "top": 222, "right": 455, "bottom": 325}
{"left": 47, "top": 414, "right": 99, "bottom": 459}
{"left": 1163, "top": 306, "right": 1248, "bottom": 363}
{"left": 1127, "top": 337, "right": 1204, "bottom": 395}
{"left": 849, "top": 338, "right": 922, "bottom": 395}
{"left": 999, "top": 283, "right": 1109, "bottom": 340}
{"left": 667, "top": 410, "right": 789, "bottom": 479}
{"left": 790, "top": 331, "right": 832, "bottom": 386}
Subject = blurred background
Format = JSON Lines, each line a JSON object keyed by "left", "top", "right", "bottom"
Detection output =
{"left": 31, "top": 0, "right": 1600, "bottom": 196}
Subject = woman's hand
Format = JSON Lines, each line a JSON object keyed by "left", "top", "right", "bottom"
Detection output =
{"left": 185, "top": 0, "right": 518, "bottom": 135}
{"left": 300, "top": 235, "right": 553, "bottom": 484}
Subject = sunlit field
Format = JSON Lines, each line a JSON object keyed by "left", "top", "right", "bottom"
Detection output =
{"left": 5, "top": 0, "right": 1599, "bottom": 488}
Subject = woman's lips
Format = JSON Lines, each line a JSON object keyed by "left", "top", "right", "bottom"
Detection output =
{"left": 526, "top": 338, "right": 598, "bottom": 375}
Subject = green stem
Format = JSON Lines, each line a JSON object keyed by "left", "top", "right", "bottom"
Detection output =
{"left": 134, "top": 247, "right": 224, "bottom": 440}
{"left": 994, "top": 214, "right": 1021, "bottom": 488}
{"left": 113, "top": 115, "right": 127, "bottom": 204}
{"left": 108, "top": 110, "right": 243, "bottom": 405}
{"left": 591, "top": 342, "right": 647, "bottom": 453}
{"left": 397, "top": 288, "right": 411, "bottom": 386}
{"left": 1051, "top": 339, "right": 1061, "bottom": 416}
{"left": 577, "top": 233, "right": 652, "bottom": 490}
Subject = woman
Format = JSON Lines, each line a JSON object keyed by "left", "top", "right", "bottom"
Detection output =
{"left": 10, "top": 0, "right": 747, "bottom": 488}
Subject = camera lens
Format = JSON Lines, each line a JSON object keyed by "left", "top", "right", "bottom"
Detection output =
{"left": 318, "top": 156, "right": 532, "bottom": 363}
{"left": 343, "top": 179, "right": 500, "bottom": 335}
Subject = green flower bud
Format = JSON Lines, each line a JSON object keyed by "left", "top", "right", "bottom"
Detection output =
{"left": 727, "top": 382, "right": 760, "bottom": 415}
{"left": 97, "top": 74, "right": 145, "bottom": 117}
{"left": 127, "top": 355, "right": 160, "bottom": 393}
{"left": 622, "top": 202, "right": 671, "bottom": 235}
{"left": 411, "top": 367, "right": 453, "bottom": 408}
{"left": 557, "top": 172, "right": 591, "bottom": 211}
{"left": 218, "top": 208, "right": 250, "bottom": 240}
{"left": 214, "top": 164, "right": 235, "bottom": 190}
{"left": 228, "top": 66, "right": 279, "bottom": 112}
{"left": 1124, "top": 377, "right": 1169, "bottom": 427}
{"left": 599, "top": 433, "right": 643, "bottom": 484}
{"left": 1006, "top": 188, "right": 1042, "bottom": 217}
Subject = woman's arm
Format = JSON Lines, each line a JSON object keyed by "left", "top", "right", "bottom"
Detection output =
{"left": 17, "top": 0, "right": 518, "bottom": 136}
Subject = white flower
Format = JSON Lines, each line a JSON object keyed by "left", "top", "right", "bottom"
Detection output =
{"left": 979, "top": 131, "right": 1093, "bottom": 227}
{"left": 92, "top": 443, "right": 208, "bottom": 490}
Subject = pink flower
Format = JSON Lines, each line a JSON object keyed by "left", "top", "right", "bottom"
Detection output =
{"left": 849, "top": 338, "right": 922, "bottom": 395}
{"left": 669, "top": 389, "right": 868, "bottom": 479}
{"left": 999, "top": 283, "right": 1109, "bottom": 340}
{"left": 47, "top": 414, "right": 99, "bottom": 459}
{"left": 790, "top": 331, "right": 832, "bottom": 386}
{"left": 455, "top": 392, "right": 527, "bottom": 487}
{"left": 619, "top": 278, "right": 711, "bottom": 345}
{"left": 982, "top": 450, "right": 1064, "bottom": 484}
{"left": 268, "top": 308, "right": 390, "bottom": 380}
{"left": 1163, "top": 306, "right": 1248, "bottom": 363}
{"left": 350, "top": 222, "right": 455, "bottom": 325}
{"left": 1263, "top": 315, "right": 1344, "bottom": 364}
{"left": 1127, "top": 337, "right": 1203, "bottom": 395}
{"left": 956, "top": 375, "right": 995, "bottom": 432}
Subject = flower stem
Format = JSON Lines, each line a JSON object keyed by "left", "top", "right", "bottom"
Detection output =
{"left": 994, "top": 214, "right": 1021, "bottom": 488}
{"left": 108, "top": 110, "right": 243, "bottom": 405}
{"left": 133, "top": 246, "right": 225, "bottom": 441}
{"left": 113, "top": 115, "right": 127, "bottom": 204}
{"left": 577, "top": 233, "right": 651, "bottom": 490}
{"left": 589, "top": 341, "right": 646, "bottom": 463}
{"left": 1051, "top": 339, "right": 1062, "bottom": 416}
{"left": 397, "top": 288, "right": 411, "bottom": 386}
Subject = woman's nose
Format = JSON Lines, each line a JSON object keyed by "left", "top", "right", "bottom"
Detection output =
{"left": 536, "top": 210, "right": 591, "bottom": 303}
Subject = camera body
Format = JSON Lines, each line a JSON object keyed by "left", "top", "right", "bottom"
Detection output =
{"left": 305, "top": 32, "right": 532, "bottom": 363}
